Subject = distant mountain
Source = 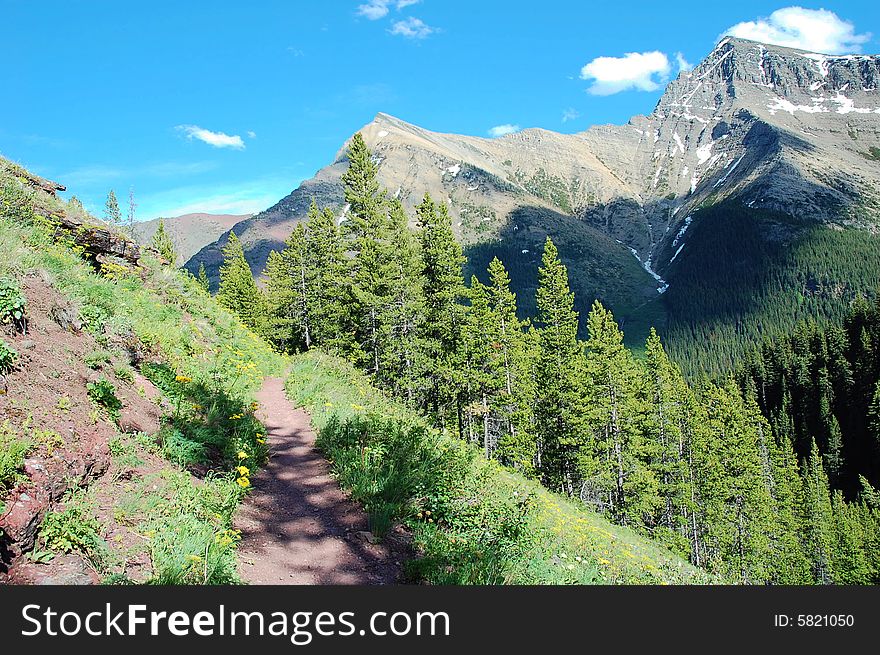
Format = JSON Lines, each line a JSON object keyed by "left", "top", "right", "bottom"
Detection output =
{"left": 134, "top": 213, "right": 251, "bottom": 264}
{"left": 187, "top": 37, "right": 880, "bottom": 370}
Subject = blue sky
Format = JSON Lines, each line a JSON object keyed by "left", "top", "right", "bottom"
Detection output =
{"left": 1, "top": 1, "right": 876, "bottom": 219}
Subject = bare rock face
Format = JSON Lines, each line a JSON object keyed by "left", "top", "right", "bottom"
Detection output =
{"left": 8, "top": 553, "right": 99, "bottom": 585}
{"left": 187, "top": 37, "right": 880, "bottom": 308}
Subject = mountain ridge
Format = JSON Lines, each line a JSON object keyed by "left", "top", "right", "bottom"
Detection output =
{"left": 185, "top": 36, "right": 880, "bottom": 362}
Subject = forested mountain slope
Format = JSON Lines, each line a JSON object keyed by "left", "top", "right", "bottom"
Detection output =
{"left": 188, "top": 37, "right": 880, "bottom": 369}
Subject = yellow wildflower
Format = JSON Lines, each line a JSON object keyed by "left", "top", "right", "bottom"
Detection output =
{"left": 236, "top": 477, "right": 250, "bottom": 488}
{"left": 175, "top": 375, "right": 193, "bottom": 384}
{"left": 237, "top": 450, "right": 248, "bottom": 460}
{"left": 236, "top": 466, "right": 250, "bottom": 476}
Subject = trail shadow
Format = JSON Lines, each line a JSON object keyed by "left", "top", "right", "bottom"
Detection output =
{"left": 234, "top": 379, "right": 401, "bottom": 585}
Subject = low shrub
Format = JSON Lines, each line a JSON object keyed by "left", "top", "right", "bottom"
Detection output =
{"left": 0, "top": 277, "right": 26, "bottom": 332}
{"left": 39, "top": 495, "right": 108, "bottom": 570}
{"left": 0, "top": 338, "right": 18, "bottom": 374}
{"left": 0, "top": 420, "right": 30, "bottom": 493}
{"left": 87, "top": 377, "right": 122, "bottom": 420}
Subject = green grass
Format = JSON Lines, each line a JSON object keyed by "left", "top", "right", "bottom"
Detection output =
{"left": 111, "top": 469, "right": 244, "bottom": 585}
{"left": 0, "top": 420, "right": 31, "bottom": 494}
{"left": 286, "top": 351, "right": 712, "bottom": 585}
{"left": 37, "top": 492, "right": 109, "bottom": 570}
{"left": 1, "top": 160, "right": 286, "bottom": 584}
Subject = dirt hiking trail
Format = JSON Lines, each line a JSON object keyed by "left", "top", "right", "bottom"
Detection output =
{"left": 235, "top": 377, "right": 402, "bottom": 584}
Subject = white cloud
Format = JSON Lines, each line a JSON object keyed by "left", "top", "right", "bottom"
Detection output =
{"left": 722, "top": 7, "right": 870, "bottom": 55}
{"left": 247, "top": 131, "right": 257, "bottom": 139}
{"left": 358, "top": 1, "right": 419, "bottom": 20}
{"left": 580, "top": 51, "right": 671, "bottom": 95}
{"left": 488, "top": 124, "right": 520, "bottom": 137}
{"left": 389, "top": 16, "right": 435, "bottom": 39}
{"left": 561, "top": 108, "right": 581, "bottom": 123}
{"left": 357, "top": 1, "right": 391, "bottom": 20}
{"left": 176, "top": 125, "right": 245, "bottom": 150}
{"left": 675, "top": 52, "right": 693, "bottom": 72}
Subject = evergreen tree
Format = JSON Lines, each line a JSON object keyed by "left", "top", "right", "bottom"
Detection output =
{"left": 104, "top": 189, "right": 121, "bottom": 226}
{"left": 799, "top": 439, "right": 836, "bottom": 584}
{"left": 306, "top": 202, "right": 347, "bottom": 349}
{"left": 197, "top": 263, "right": 210, "bottom": 293}
{"left": 264, "top": 225, "right": 310, "bottom": 351}
{"left": 831, "top": 491, "right": 870, "bottom": 584}
{"left": 343, "top": 135, "right": 396, "bottom": 376}
{"left": 695, "top": 381, "right": 776, "bottom": 583}
{"left": 583, "top": 302, "right": 656, "bottom": 527}
{"left": 218, "top": 232, "right": 266, "bottom": 335}
{"left": 126, "top": 187, "right": 137, "bottom": 237}
{"left": 416, "top": 193, "right": 466, "bottom": 429}
{"left": 377, "top": 199, "right": 425, "bottom": 401}
{"left": 642, "top": 328, "right": 699, "bottom": 555}
{"left": 150, "top": 219, "right": 177, "bottom": 264}
{"left": 486, "top": 257, "right": 535, "bottom": 473}
{"left": 532, "top": 237, "right": 587, "bottom": 495}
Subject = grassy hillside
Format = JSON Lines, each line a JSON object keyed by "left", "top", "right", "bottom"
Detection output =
{"left": 0, "top": 160, "right": 285, "bottom": 583}
{"left": 286, "top": 351, "right": 713, "bottom": 585}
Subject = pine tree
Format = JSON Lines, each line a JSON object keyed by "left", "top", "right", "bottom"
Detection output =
{"left": 343, "top": 135, "right": 396, "bottom": 376}
{"left": 799, "top": 439, "right": 836, "bottom": 584}
{"left": 695, "top": 381, "right": 776, "bottom": 583}
{"left": 306, "top": 202, "right": 347, "bottom": 349}
{"left": 264, "top": 225, "right": 310, "bottom": 351}
{"left": 197, "top": 263, "right": 210, "bottom": 293}
{"left": 104, "top": 190, "right": 121, "bottom": 226}
{"left": 377, "top": 199, "right": 425, "bottom": 401}
{"left": 461, "top": 276, "right": 497, "bottom": 456}
{"left": 831, "top": 491, "right": 870, "bottom": 584}
{"left": 532, "top": 237, "right": 587, "bottom": 495}
{"left": 416, "top": 193, "right": 466, "bottom": 429}
{"left": 583, "top": 301, "right": 656, "bottom": 527}
{"left": 743, "top": 383, "right": 812, "bottom": 584}
{"left": 642, "top": 328, "right": 698, "bottom": 555}
{"left": 150, "top": 219, "right": 177, "bottom": 264}
{"left": 218, "top": 232, "right": 266, "bottom": 334}
{"left": 486, "top": 257, "right": 535, "bottom": 473}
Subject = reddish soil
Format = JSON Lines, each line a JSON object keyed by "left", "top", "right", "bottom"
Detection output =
{"left": 0, "top": 274, "right": 163, "bottom": 583}
{"left": 235, "top": 378, "right": 403, "bottom": 585}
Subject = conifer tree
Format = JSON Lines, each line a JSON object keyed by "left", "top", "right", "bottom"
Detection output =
{"left": 831, "top": 491, "right": 870, "bottom": 584}
{"left": 377, "top": 199, "right": 425, "bottom": 401}
{"left": 642, "top": 328, "right": 698, "bottom": 554}
{"left": 306, "top": 202, "right": 347, "bottom": 348}
{"left": 743, "top": 383, "right": 811, "bottom": 584}
{"left": 486, "top": 257, "right": 535, "bottom": 473}
{"left": 197, "top": 263, "right": 210, "bottom": 293}
{"left": 583, "top": 302, "right": 656, "bottom": 527}
{"left": 104, "top": 189, "right": 121, "bottom": 226}
{"left": 416, "top": 193, "right": 466, "bottom": 428}
{"left": 800, "top": 439, "right": 836, "bottom": 584}
{"left": 126, "top": 187, "right": 137, "bottom": 237}
{"left": 695, "top": 381, "right": 776, "bottom": 583}
{"left": 264, "top": 225, "right": 310, "bottom": 351}
{"left": 218, "top": 232, "right": 266, "bottom": 335}
{"left": 532, "top": 237, "right": 587, "bottom": 495}
{"left": 150, "top": 219, "right": 177, "bottom": 265}
{"left": 343, "top": 135, "right": 396, "bottom": 375}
